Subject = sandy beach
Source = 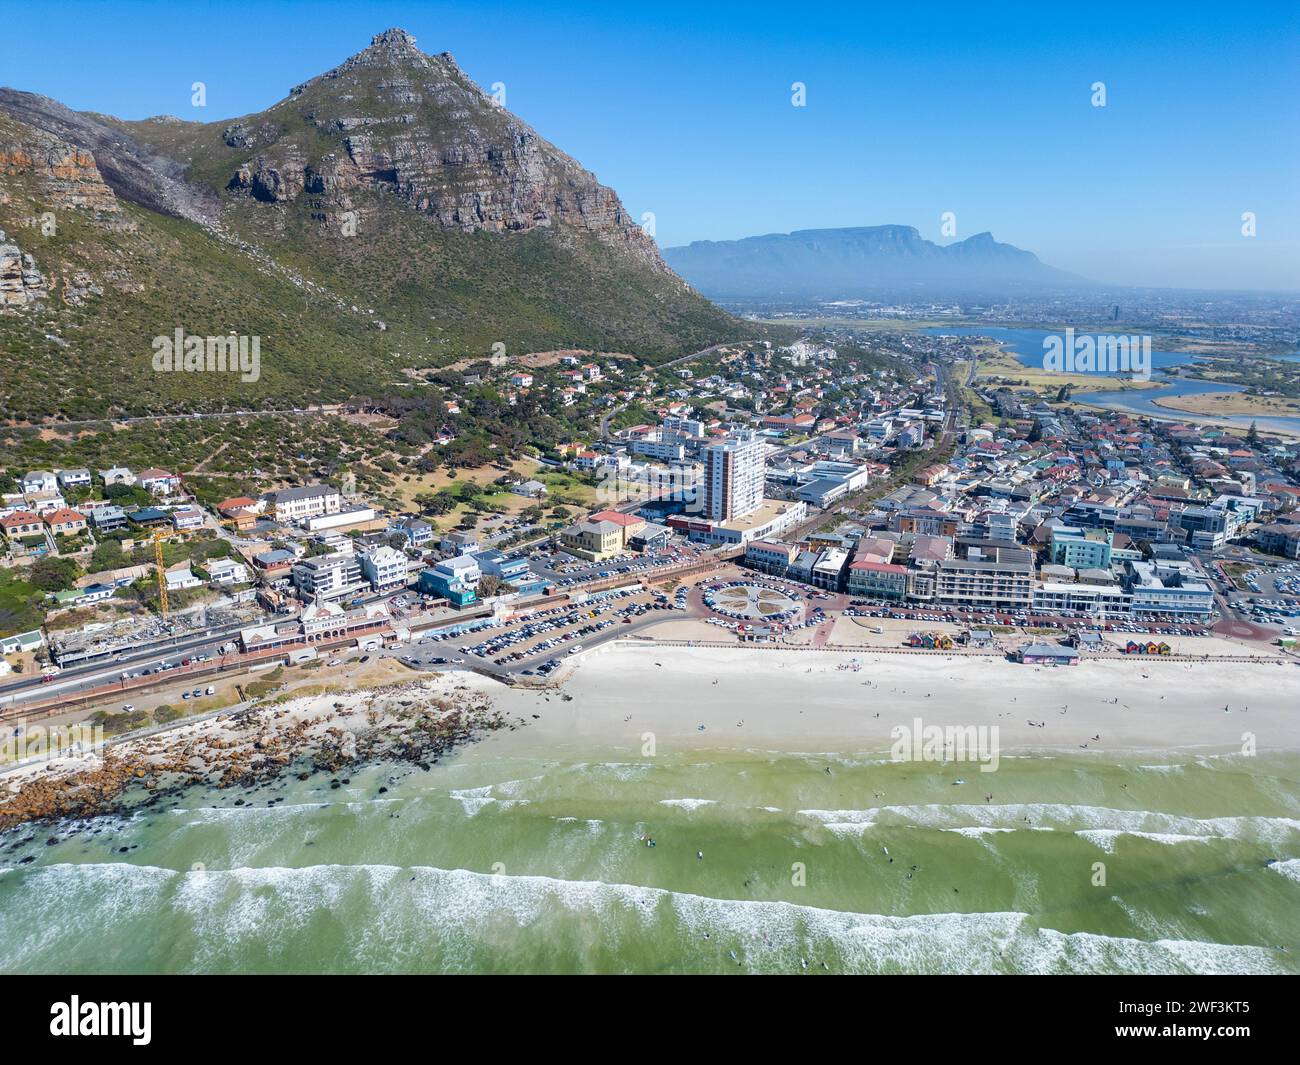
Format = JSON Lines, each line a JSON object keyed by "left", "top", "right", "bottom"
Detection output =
{"left": 5, "top": 640, "right": 1298, "bottom": 823}
{"left": 476, "top": 641, "right": 1300, "bottom": 758}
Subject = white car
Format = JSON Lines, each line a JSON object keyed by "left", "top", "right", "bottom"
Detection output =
{"left": 121, "top": 704, "right": 135, "bottom": 712}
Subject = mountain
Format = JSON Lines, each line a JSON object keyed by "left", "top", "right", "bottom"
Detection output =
{"left": 663, "top": 224, "right": 1087, "bottom": 301}
{"left": 0, "top": 29, "right": 743, "bottom": 421}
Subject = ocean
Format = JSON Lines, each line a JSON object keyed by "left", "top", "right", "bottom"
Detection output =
{"left": 2, "top": 740, "right": 1297, "bottom": 974}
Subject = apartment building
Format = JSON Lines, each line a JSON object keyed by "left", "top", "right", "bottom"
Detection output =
{"left": 263, "top": 484, "right": 342, "bottom": 524}
{"left": 846, "top": 560, "right": 908, "bottom": 600}
{"left": 291, "top": 551, "right": 364, "bottom": 602}
{"left": 934, "top": 545, "right": 1034, "bottom": 609}
{"left": 702, "top": 431, "right": 765, "bottom": 522}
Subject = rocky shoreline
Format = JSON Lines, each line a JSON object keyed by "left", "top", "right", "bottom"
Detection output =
{"left": 0, "top": 679, "right": 521, "bottom": 835}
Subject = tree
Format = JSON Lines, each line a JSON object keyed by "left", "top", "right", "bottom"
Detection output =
{"left": 29, "top": 555, "right": 79, "bottom": 592}
{"left": 1246, "top": 420, "right": 1260, "bottom": 446}
{"left": 89, "top": 539, "right": 126, "bottom": 573}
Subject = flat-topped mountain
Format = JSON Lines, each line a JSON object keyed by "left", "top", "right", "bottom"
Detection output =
{"left": 664, "top": 224, "right": 1086, "bottom": 300}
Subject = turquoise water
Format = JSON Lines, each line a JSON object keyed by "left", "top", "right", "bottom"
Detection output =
{"left": 2, "top": 743, "right": 1297, "bottom": 974}
{"left": 922, "top": 326, "right": 1195, "bottom": 373}
{"left": 925, "top": 326, "right": 1300, "bottom": 433}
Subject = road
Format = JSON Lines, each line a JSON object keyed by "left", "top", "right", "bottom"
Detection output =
{"left": 0, "top": 624, "right": 248, "bottom": 711}
{"left": 10, "top": 405, "right": 341, "bottom": 432}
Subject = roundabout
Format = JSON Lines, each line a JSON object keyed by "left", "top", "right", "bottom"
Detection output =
{"left": 703, "top": 581, "right": 803, "bottom": 623}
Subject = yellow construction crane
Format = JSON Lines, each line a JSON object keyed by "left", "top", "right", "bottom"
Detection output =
{"left": 152, "top": 528, "right": 176, "bottom": 618}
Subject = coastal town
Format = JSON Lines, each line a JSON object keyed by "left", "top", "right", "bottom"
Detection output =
{"left": 3, "top": 331, "right": 1299, "bottom": 740}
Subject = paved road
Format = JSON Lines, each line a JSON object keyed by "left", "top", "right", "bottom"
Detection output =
{"left": 0, "top": 625, "right": 246, "bottom": 710}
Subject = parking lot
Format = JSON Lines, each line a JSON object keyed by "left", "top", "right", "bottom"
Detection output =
{"left": 523, "top": 540, "right": 708, "bottom": 589}
{"left": 1217, "top": 556, "right": 1300, "bottom": 634}
{"left": 390, "top": 584, "right": 684, "bottom": 679}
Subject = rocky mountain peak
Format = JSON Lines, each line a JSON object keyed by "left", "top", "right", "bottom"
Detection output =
{"left": 370, "top": 27, "right": 420, "bottom": 52}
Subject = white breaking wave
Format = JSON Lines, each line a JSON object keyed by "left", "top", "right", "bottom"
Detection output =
{"left": 658, "top": 799, "right": 718, "bottom": 812}
{"left": 1266, "top": 858, "right": 1300, "bottom": 884}
{"left": 0, "top": 861, "right": 1289, "bottom": 976}
{"left": 1075, "top": 830, "right": 1209, "bottom": 854}
{"left": 796, "top": 803, "right": 1300, "bottom": 847}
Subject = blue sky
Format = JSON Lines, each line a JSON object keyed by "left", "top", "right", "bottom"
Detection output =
{"left": 2, "top": 0, "right": 1297, "bottom": 291}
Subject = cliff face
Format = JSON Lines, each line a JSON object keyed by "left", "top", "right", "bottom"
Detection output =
{"left": 213, "top": 29, "right": 665, "bottom": 269}
{"left": 0, "top": 136, "right": 119, "bottom": 213}
{"left": 0, "top": 116, "right": 126, "bottom": 307}
{"left": 0, "top": 232, "right": 46, "bottom": 307}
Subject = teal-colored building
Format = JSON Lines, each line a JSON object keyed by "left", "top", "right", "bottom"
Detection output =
{"left": 1049, "top": 526, "right": 1113, "bottom": 570}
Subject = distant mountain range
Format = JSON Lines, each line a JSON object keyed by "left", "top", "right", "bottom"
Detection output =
{"left": 663, "top": 225, "right": 1088, "bottom": 301}
{"left": 0, "top": 28, "right": 743, "bottom": 420}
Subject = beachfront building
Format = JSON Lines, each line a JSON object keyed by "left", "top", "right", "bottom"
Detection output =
{"left": 587, "top": 510, "right": 647, "bottom": 550}
{"left": 240, "top": 601, "right": 394, "bottom": 656}
{"left": 562, "top": 519, "right": 624, "bottom": 562}
{"left": 358, "top": 545, "right": 410, "bottom": 592}
{"left": 811, "top": 547, "right": 850, "bottom": 591}
{"left": 1124, "top": 559, "right": 1214, "bottom": 617}
{"left": 1256, "top": 523, "right": 1300, "bottom": 560}
{"left": 1017, "top": 642, "right": 1081, "bottom": 666}
{"left": 846, "top": 560, "right": 908, "bottom": 600}
{"left": 1031, "top": 581, "right": 1130, "bottom": 617}
{"left": 934, "top": 545, "right": 1034, "bottom": 610}
{"left": 669, "top": 498, "right": 807, "bottom": 547}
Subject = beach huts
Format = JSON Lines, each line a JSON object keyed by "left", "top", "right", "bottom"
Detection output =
{"left": 907, "top": 631, "right": 954, "bottom": 650}
{"left": 1122, "top": 639, "right": 1171, "bottom": 655}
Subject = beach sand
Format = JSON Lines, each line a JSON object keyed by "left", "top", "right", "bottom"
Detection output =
{"left": 475, "top": 642, "right": 1300, "bottom": 758}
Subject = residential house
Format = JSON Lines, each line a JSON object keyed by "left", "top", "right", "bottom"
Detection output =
{"left": 20, "top": 471, "right": 57, "bottom": 495}
{"left": 1, "top": 511, "right": 44, "bottom": 539}
{"left": 98, "top": 466, "right": 136, "bottom": 487}
{"left": 43, "top": 508, "right": 87, "bottom": 537}
{"left": 206, "top": 558, "right": 250, "bottom": 585}
{"left": 55, "top": 468, "right": 92, "bottom": 490}
{"left": 89, "top": 505, "right": 128, "bottom": 533}
{"left": 137, "top": 468, "right": 182, "bottom": 496}
{"left": 171, "top": 506, "right": 204, "bottom": 531}
{"left": 388, "top": 516, "right": 434, "bottom": 548}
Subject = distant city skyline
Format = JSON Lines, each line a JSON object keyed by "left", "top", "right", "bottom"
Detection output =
{"left": 2, "top": 0, "right": 1296, "bottom": 291}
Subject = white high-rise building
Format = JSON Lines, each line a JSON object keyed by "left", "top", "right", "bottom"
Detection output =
{"left": 702, "top": 431, "right": 765, "bottom": 522}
